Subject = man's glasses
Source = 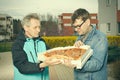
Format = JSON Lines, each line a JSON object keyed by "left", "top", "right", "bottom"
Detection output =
{"left": 73, "top": 21, "right": 85, "bottom": 29}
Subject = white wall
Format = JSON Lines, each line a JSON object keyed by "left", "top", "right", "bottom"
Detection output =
{"left": 98, "top": 0, "right": 117, "bottom": 35}
{"left": 118, "top": 0, "right": 120, "bottom": 10}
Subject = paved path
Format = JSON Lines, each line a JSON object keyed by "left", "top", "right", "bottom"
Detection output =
{"left": 0, "top": 52, "right": 13, "bottom": 80}
{"left": 0, "top": 52, "right": 118, "bottom": 80}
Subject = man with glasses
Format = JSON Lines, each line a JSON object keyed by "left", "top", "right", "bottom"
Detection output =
{"left": 63, "top": 8, "right": 108, "bottom": 80}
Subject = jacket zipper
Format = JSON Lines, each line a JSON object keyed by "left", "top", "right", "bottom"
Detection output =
{"left": 34, "top": 41, "right": 38, "bottom": 57}
{"left": 34, "top": 40, "right": 44, "bottom": 80}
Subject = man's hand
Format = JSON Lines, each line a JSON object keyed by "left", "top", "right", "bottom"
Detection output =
{"left": 74, "top": 40, "right": 84, "bottom": 47}
{"left": 45, "top": 57, "right": 62, "bottom": 66}
{"left": 62, "top": 59, "right": 76, "bottom": 68}
{"left": 39, "top": 57, "right": 61, "bottom": 68}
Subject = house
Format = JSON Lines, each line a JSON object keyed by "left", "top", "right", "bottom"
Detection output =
{"left": 0, "top": 14, "right": 13, "bottom": 41}
{"left": 98, "top": 0, "right": 119, "bottom": 35}
{"left": 117, "top": 10, "right": 120, "bottom": 34}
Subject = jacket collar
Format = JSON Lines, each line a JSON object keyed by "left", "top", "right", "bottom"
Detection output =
{"left": 86, "top": 26, "right": 96, "bottom": 41}
{"left": 17, "top": 29, "right": 41, "bottom": 42}
{"left": 78, "top": 25, "right": 96, "bottom": 42}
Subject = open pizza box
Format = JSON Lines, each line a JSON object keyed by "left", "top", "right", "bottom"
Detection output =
{"left": 38, "top": 45, "right": 93, "bottom": 80}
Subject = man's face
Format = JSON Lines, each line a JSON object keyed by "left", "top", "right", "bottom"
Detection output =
{"left": 73, "top": 18, "right": 90, "bottom": 35}
{"left": 24, "top": 19, "right": 40, "bottom": 38}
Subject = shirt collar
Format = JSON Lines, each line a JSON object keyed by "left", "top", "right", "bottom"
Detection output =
{"left": 77, "top": 25, "right": 96, "bottom": 42}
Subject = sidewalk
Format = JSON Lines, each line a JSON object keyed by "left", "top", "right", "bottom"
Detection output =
{"left": 0, "top": 52, "right": 117, "bottom": 80}
{"left": 0, "top": 52, "right": 13, "bottom": 80}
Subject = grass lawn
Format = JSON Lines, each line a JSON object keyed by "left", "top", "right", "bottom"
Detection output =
{"left": 108, "top": 46, "right": 120, "bottom": 63}
{"left": 0, "top": 42, "right": 13, "bottom": 52}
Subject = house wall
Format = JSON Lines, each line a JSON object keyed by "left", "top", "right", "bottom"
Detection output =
{"left": 0, "top": 14, "right": 13, "bottom": 40}
{"left": 98, "top": 0, "right": 118, "bottom": 35}
{"left": 117, "top": 10, "right": 120, "bottom": 22}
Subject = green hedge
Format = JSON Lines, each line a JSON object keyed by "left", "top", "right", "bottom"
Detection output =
{"left": 0, "top": 36, "right": 120, "bottom": 63}
{"left": 0, "top": 42, "right": 13, "bottom": 52}
{"left": 42, "top": 36, "right": 77, "bottom": 48}
{"left": 107, "top": 36, "right": 120, "bottom": 47}
{"left": 0, "top": 36, "right": 120, "bottom": 52}
{"left": 43, "top": 36, "right": 120, "bottom": 48}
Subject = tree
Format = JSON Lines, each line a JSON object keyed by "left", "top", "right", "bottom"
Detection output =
{"left": 13, "top": 19, "right": 22, "bottom": 39}
{"left": 40, "top": 14, "right": 59, "bottom": 36}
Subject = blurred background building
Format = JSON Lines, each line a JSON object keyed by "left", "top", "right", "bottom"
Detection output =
{"left": 0, "top": 14, "right": 13, "bottom": 41}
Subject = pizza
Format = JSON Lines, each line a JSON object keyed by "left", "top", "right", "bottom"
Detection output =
{"left": 38, "top": 45, "right": 90, "bottom": 61}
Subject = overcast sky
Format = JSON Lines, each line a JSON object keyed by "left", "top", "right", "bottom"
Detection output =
{"left": 0, "top": 0, "right": 98, "bottom": 18}
{"left": 0, "top": 0, "right": 98, "bottom": 19}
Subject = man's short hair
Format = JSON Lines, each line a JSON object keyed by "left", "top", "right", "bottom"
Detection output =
{"left": 21, "top": 13, "right": 40, "bottom": 27}
{"left": 71, "top": 8, "right": 91, "bottom": 24}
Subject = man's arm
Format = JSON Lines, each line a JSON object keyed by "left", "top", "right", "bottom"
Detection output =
{"left": 76, "top": 37, "right": 108, "bottom": 72}
{"left": 12, "top": 40, "right": 44, "bottom": 74}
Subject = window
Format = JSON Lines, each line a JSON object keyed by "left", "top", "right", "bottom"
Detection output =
{"left": 106, "top": 0, "right": 111, "bottom": 7}
{"left": 118, "top": 22, "right": 120, "bottom": 34}
{"left": 63, "top": 16, "right": 71, "bottom": 19}
{"left": 0, "top": 17, "right": 5, "bottom": 20}
{"left": 107, "top": 23, "right": 111, "bottom": 32}
{"left": 64, "top": 23, "right": 71, "bottom": 26}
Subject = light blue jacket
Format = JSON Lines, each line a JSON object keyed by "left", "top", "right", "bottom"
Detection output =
{"left": 74, "top": 26, "right": 108, "bottom": 80}
{"left": 12, "top": 31, "right": 49, "bottom": 80}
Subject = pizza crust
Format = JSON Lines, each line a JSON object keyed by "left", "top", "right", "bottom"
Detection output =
{"left": 38, "top": 45, "right": 90, "bottom": 61}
